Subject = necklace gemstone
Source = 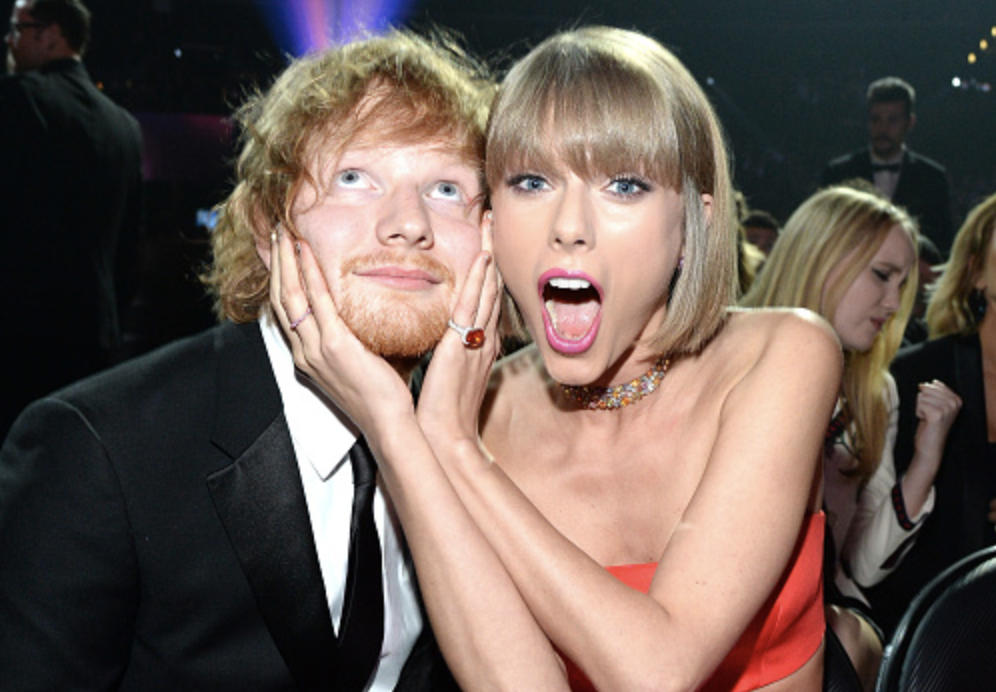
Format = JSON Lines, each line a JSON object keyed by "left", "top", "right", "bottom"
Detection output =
{"left": 560, "top": 356, "right": 671, "bottom": 411}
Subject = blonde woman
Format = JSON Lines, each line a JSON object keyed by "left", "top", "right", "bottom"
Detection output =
{"left": 742, "top": 185, "right": 960, "bottom": 689}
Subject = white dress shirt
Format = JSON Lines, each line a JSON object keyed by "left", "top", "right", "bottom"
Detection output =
{"left": 871, "top": 146, "right": 905, "bottom": 201}
{"left": 260, "top": 316, "right": 423, "bottom": 691}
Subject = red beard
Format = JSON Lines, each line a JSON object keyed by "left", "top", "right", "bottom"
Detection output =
{"left": 336, "top": 252, "right": 455, "bottom": 360}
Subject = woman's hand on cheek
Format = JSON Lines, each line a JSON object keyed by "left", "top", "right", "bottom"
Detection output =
{"left": 417, "top": 219, "right": 502, "bottom": 447}
{"left": 269, "top": 231, "right": 413, "bottom": 433}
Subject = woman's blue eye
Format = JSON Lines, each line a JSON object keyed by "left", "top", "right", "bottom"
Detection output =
{"left": 607, "top": 177, "right": 650, "bottom": 196}
{"left": 508, "top": 174, "right": 549, "bottom": 193}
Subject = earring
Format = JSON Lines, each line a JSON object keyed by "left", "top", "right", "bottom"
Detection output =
{"left": 677, "top": 256, "right": 685, "bottom": 272}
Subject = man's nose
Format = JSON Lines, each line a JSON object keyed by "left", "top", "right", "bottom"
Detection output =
{"left": 376, "top": 186, "right": 433, "bottom": 248}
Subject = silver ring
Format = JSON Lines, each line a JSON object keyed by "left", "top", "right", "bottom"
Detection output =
{"left": 447, "top": 319, "right": 485, "bottom": 349}
{"left": 289, "top": 306, "right": 313, "bottom": 330}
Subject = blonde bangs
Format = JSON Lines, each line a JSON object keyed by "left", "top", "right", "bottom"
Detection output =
{"left": 487, "top": 47, "right": 681, "bottom": 189}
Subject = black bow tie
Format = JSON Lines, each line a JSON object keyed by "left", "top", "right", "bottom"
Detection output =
{"left": 872, "top": 162, "right": 901, "bottom": 173}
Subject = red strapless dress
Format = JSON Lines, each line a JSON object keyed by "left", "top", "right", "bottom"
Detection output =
{"left": 566, "top": 513, "right": 825, "bottom": 691}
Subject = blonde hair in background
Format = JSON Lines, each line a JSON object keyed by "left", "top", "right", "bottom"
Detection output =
{"left": 486, "top": 25, "right": 738, "bottom": 357}
{"left": 927, "top": 191, "right": 996, "bottom": 338}
{"left": 203, "top": 29, "right": 495, "bottom": 323}
{"left": 742, "top": 185, "right": 918, "bottom": 483}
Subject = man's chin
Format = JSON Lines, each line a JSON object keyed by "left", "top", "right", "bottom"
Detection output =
{"left": 872, "top": 142, "right": 899, "bottom": 158}
{"left": 339, "top": 298, "right": 449, "bottom": 361}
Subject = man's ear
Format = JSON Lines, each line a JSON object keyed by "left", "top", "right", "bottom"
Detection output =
{"left": 908, "top": 112, "right": 917, "bottom": 133}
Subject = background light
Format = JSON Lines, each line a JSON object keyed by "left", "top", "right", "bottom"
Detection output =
{"left": 255, "top": 0, "right": 417, "bottom": 57}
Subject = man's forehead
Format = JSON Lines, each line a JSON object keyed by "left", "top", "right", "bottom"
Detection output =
{"left": 308, "top": 135, "right": 479, "bottom": 173}
{"left": 870, "top": 101, "right": 908, "bottom": 115}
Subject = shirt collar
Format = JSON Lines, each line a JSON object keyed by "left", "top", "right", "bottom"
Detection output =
{"left": 259, "top": 314, "right": 358, "bottom": 481}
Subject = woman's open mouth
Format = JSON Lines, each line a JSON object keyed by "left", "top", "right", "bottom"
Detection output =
{"left": 538, "top": 270, "right": 603, "bottom": 354}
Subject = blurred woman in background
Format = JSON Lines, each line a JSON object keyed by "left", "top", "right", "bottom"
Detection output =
{"left": 742, "top": 185, "right": 960, "bottom": 690}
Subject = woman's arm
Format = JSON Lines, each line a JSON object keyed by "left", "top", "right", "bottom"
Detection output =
{"left": 423, "top": 310, "right": 842, "bottom": 692}
{"left": 270, "top": 233, "right": 568, "bottom": 691}
{"left": 843, "top": 375, "right": 961, "bottom": 588}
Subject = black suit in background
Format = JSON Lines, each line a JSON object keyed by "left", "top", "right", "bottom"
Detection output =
{"left": 0, "top": 57, "right": 143, "bottom": 438}
{"left": 864, "top": 334, "right": 995, "bottom": 637}
{"left": 821, "top": 148, "right": 954, "bottom": 254}
{"left": 0, "top": 321, "right": 456, "bottom": 691}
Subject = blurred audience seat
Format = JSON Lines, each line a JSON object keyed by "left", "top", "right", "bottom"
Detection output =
{"left": 876, "top": 545, "right": 996, "bottom": 691}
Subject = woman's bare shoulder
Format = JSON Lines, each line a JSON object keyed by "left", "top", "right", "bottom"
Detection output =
{"left": 724, "top": 306, "right": 841, "bottom": 357}
{"left": 694, "top": 308, "right": 842, "bottom": 394}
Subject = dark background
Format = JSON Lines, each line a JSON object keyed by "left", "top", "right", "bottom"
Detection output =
{"left": 59, "top": 0, "right": 996, "bottom": 350}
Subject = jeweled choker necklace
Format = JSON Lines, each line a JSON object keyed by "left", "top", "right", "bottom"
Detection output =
{"left": 560, "top": 356, "right": 671, "bottom": 411}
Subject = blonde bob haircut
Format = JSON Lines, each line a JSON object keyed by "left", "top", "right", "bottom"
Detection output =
{"left": 204, "top": 29, "right": 494, "bottom": 323}
{"left": 742, "top": 186, "right": 918, "bottom": 483}
{"left": 926, "top": 191, "right": 996, "bottom": 338}
{"left": 485, "top": 26, "right": 738, "bottom": 357}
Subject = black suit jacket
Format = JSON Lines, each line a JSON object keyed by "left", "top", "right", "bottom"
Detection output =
{"left": 0, "top": 322, "right": 455, "bottom": 691}
{"left": 863, "top": 334, "right": 994, "bottom": 637}
{"left": 821, "top": 148, "right": 954, "bottom": 253}
{"left": 0, "top": 58, "right": 144, "bottom": 435}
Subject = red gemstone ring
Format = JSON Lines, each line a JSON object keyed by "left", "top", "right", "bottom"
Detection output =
{"left": 447, "top": 319, "right": 485, "bottom": 349}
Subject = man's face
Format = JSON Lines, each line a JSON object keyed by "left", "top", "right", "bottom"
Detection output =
{"left": 260, "top": 135, "right": 484, "bottom": 361}
{"left": 6, "top": 0, "right": 49, "bottom": 73}
{"left": 744, "top": 224, "right": 778, "bottom": 256}
{"left": 867, "top": 100, "right": 914, "bottom": 160}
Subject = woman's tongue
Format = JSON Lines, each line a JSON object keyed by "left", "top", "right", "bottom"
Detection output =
{"left": 546, "top": 298, "right": 600, "bottom": 340}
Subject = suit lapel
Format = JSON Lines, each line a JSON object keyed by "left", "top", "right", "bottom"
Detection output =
{"left": 858, "top": 150, "right": 875, "bottom": 180}
{"left": 952, "top": 335, "right": 990, "bottom": 553}
{"left": 892, "top": 150, "right": 914, "bottom": 203}
{"left": 206, "top": 322, "right": 339, "bottom": 691}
